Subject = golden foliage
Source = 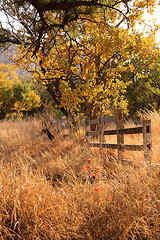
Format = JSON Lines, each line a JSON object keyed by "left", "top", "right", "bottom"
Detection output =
{"left": 13, "top": 0, "right": 160, "bottom": 117}
{"left": 0, "top": 63, "right": 41, "bottom": 119}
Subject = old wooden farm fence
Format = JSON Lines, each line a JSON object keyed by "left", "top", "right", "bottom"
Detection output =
{"left": 85, "top": 109, "right": 152, "bottom": 164}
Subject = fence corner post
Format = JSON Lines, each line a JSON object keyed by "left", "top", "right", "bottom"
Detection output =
{"left": 142, "top": 119, "right": 152, "bottom": 165}
{"left": 98, "top": 114, "right": 105, "bottom": 146}
{"left": 115, "top": 109, "right": 124, "bottom": 161}
{"left": 85, "top": 118, "right": 90, "bottom": 144}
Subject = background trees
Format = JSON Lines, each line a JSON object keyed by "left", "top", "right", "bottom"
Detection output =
{"left": 0, "top": 63, "right": 41, "bottom": 119}
{"left": 122, "top": 39, "right": 160, "bottom": 117}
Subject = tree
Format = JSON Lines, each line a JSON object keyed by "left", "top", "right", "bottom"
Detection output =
{"left": 13, "top": 9, "right": 160, "bottom": 119}
{"left": 0, "top": 0, "right": 159, "bottom": 119}
{"left": 0, "top": 0, "right": 157, "bottom": 54}
{"left": 0, "top": 63, "right": 41, "bottom": 119}
{"left": 123, "top": 49, "right": 160, "bottom": 116}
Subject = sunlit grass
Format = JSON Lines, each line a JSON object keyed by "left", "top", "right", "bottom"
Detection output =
{"left": 0, "top": 113, "right": 160, "bottom": 239}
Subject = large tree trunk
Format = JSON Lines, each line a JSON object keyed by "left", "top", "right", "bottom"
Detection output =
{"left": 85, "top": 102, "right": 100, "bottom": 132}
{"left": 46, "top": 86, "right": 68, "bottom": 118}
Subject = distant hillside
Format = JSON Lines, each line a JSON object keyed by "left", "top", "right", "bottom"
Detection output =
{"left": 0, "top": 46, "right": 30, "bottom": 77}
{"left": 0, "top": 48, "right": 12, "bottom": 64}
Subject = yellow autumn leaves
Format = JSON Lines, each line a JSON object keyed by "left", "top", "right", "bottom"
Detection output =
{"left": 12, "top": 0, "right": 160, "bottom": 118}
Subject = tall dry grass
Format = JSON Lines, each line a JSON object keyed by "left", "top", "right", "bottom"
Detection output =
{"left": 0, "top": 113, "right": 160, "bottom": 239}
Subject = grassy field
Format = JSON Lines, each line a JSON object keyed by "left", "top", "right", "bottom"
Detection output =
{"left": 0, "top": 112, "right": 160, "bottom": 239}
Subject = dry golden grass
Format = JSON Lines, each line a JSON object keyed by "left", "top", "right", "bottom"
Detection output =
{"left": 0, "top": 113, "right": 160, "bottom": 239}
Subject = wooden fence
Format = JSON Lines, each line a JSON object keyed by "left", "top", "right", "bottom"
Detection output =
{"left": 85, "top": 109, "right": 152, "bottom": 164}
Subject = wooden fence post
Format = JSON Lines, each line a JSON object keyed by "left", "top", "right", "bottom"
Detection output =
{"left": 115, "top": 109, "right": 124, "bottom": 160}
{"left": 142, "top": 120, "right": 152, "bottom": 164}
{"left": 98, "top": 114, "right": 105, "bottom": 146}
{"left": 85, "top": 118, "right": 91, "bottom": 144}
{"left": 67, "top": 112, "right": 72, "bottom": 135}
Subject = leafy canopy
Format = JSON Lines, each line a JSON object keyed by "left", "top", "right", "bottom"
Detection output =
{"left": 13, "top": 3, "right": 160, "bottom": 118}
{"left": 1, "top": 0, "right": 159, "bottom": 118}
{"left": 0, "top": 0, "right": 158, "bottom": 53}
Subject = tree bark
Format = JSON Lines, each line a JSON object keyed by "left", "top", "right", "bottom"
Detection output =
{"left": 46, "top": 86, "right": 68, "bottom": 117}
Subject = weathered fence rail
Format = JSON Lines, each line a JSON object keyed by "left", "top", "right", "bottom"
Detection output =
{"left": 85, "top": 109, "right": 152, "bottom": 164}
